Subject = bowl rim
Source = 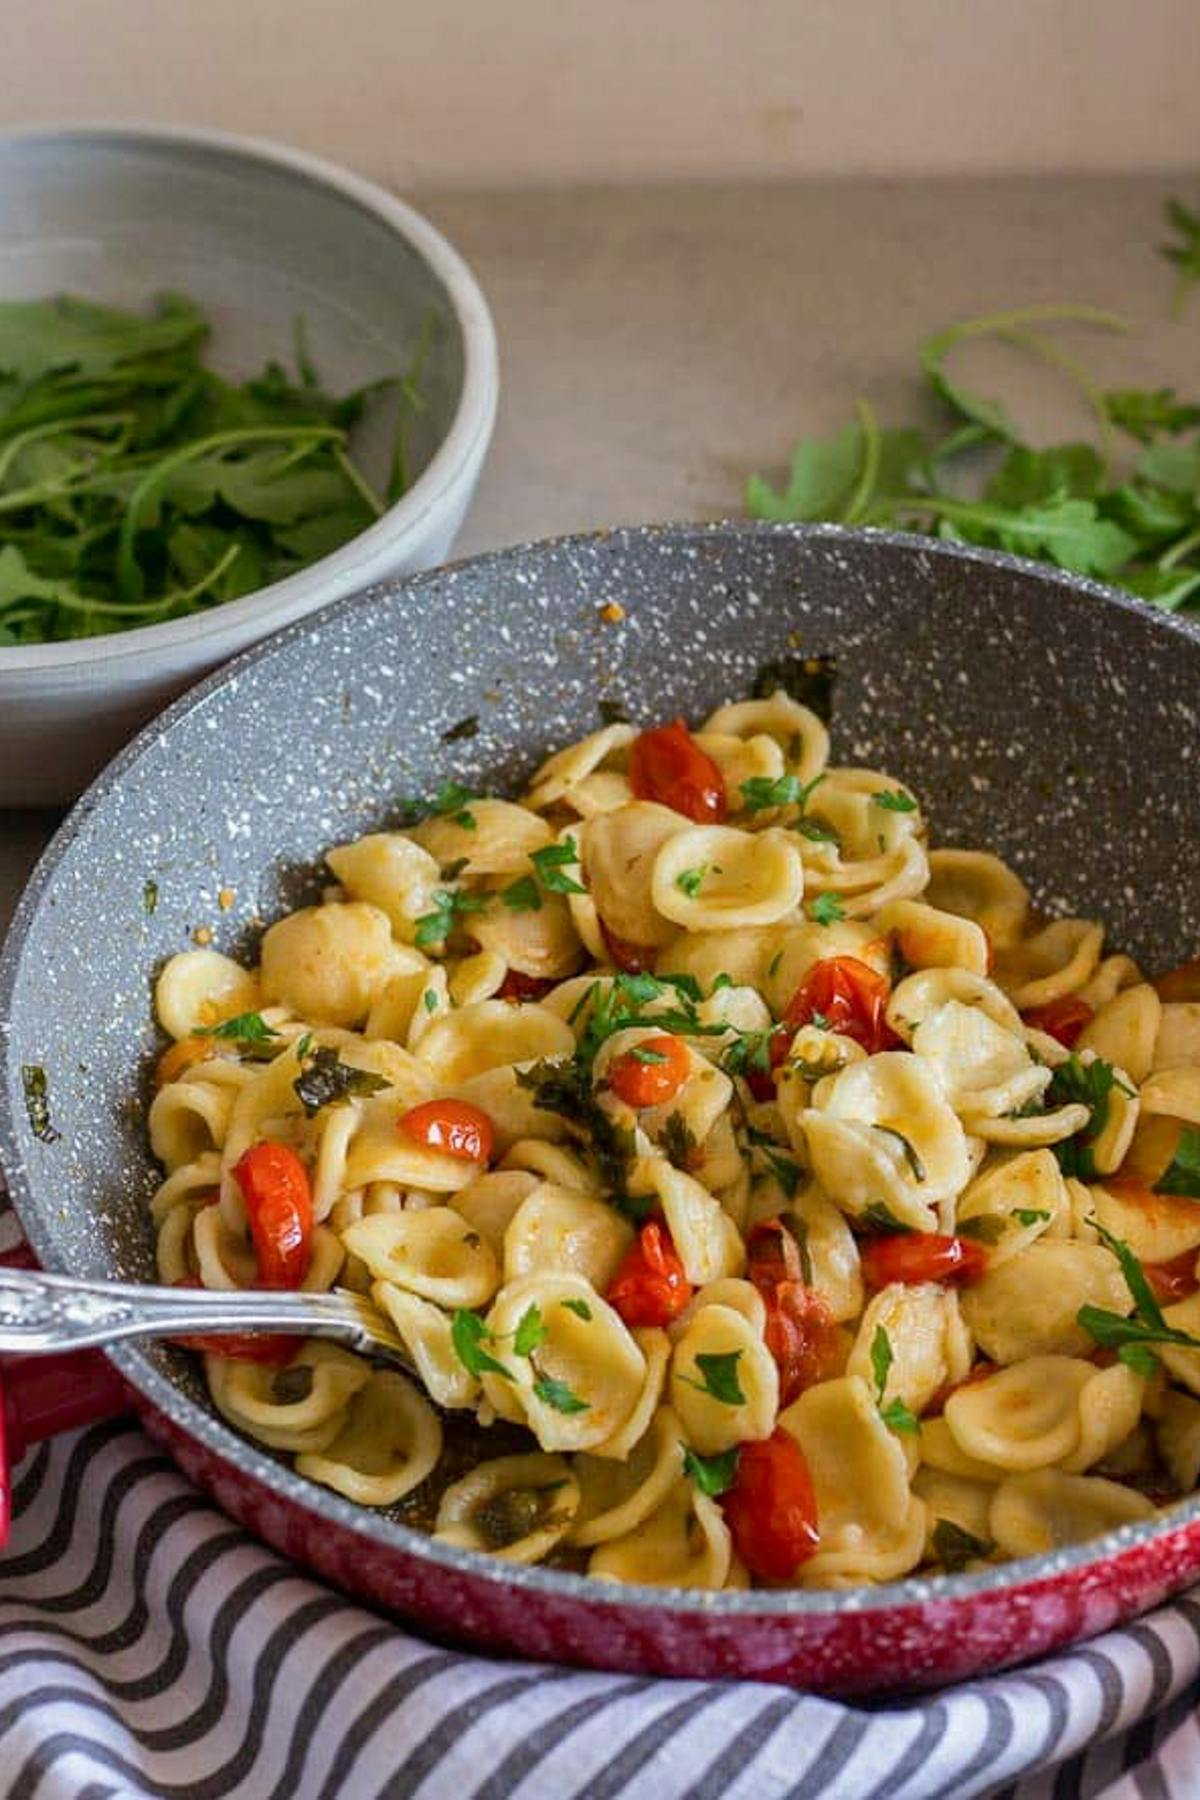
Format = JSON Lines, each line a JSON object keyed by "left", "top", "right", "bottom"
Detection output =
{"left": 4, "top": 517, "right": 1200, "bottom": 1621}
{"left": 0, "top": 120, "right": 499, "bottom": 674}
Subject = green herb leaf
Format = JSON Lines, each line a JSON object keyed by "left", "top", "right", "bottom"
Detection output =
{"left": 682, "top": 1350, "right": 747, "bottom": 1406}
{"left": 628, "top": 1045, "right": 669, "bottom": 1065}
{"left": 597, "top": 697, "right": 630, "bottom": 725}
{"left": 1104, "top": 386, "right": 1200, "bottom": 443}
{"left": 1153, "top": 1127, "right": 1200, "bottom": 1198}
{"left": 501, "top": 875, "right": 543, "bottom": 912}
{"left": 422, "top": 988, "right": 438, "bottom": 1014}
{"left": 932, "top": 1518, "right": 994, "bottom": 1572}
{"left": 1046, "top": 1054, "right": 1131, "bottom": 1180}
{"left": 1161, "top": 197, "right": 1200, "bottom": 317}
{"left": 682, "top": 1444, "right": 740, "bottom": 1497}
{"left": 880, "top": 1398, "right": 921, "bottom": 1435}
{"left": 1012, "top": 1207, "right": 1051, "bottom": 1227}
{"left": 869, "top": 1324, "right": 894, "bottom": 1401}
{"left": 872, "top": 789, "right": 917, "bottom": 813}
{"left": 21, "top": 1063, "right": 59, "bottom": 1143}
{"left": 561, "top": 1298, "right": 593, "bottom": 1321}
{"left": 440, "top": 714, "right": 479, "bottom": 742}
{"left": 413, "top": 886, "right": 489, "bottom": 949}
{"left": 451, "top": 1309, "right": 512, "bottom": 1381}
{"left": 662, "top": 1113, "right": 699, "bottom": 1171}
{"left": 862, "top": 1201, "right": 911, "bottom": 1234}
{"left": 809, "top": 892, "right": 846, "bottom": 926}
{"left": 675, "top": 866, "right": 707, "bottom": 899}
{"left": 532, "top": 1373, "right": 590, "bottom": 1414}
{"left": 531, "top": 837, "right": 586, "bottom": 895}
{"left": 513, "top": 1304, "right": 547, "bottom": 1357}
{"left": 203, "top": 1010, "right": 280, "bottom": 1047}
{"left": 292, "top": 1045, "right": 389, "bottom": 1116}
{"left": 955, "top": 1214, "right": 1006, "bottom": 1245}
{"left": 740, "top": 771, "right": 826, "bottom": 815}
{"left": 143, "top": 878, "right": 159, "bottom": 914}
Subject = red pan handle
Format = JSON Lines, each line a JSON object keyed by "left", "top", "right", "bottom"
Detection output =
{"left": 0, "top": 1245, "right": 130, "bottom": 1548}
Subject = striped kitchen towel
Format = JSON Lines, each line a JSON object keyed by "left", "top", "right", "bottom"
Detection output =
{"left": 2, "top": 1183, "right": 1200, "bottom": 1799}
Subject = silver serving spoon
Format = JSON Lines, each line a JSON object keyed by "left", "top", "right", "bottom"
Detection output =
{"left": 0, "top": 1263, "right": 414, "bottom": 1368}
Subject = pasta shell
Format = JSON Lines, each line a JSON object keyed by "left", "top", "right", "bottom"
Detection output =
{"left": 651, "top": 825, "right": 805, "bottom": 930}
{"left": 588, "top": 1476, "right": 733, "bottom": 1589}
{"left": 668, "top": 1302, "right": 779, "bottom": 1454}
{"left": 435, "top": 1453, "right": 581, "bottom": 1562}
{"left": 260, "top": 903, "right": 402, "bottom": 1028}
{"left": 846, "top": 1282, "right": 972, "bottom": 1416}
{"left": 296, "top": 1369, "right": 442, "bottom": 1506}
{"left": 960, "top": 1240, "right": 1131, "bottom": 1365}
{"left": 924, "top": 849, "right": 1030, "bottom": 949}
{"left": 993, "top": 919, "right": 1104, "bottom": 1012}
{"left": 483, "top": 1274, "right": 648, "bottom": 1453}
{"left": 988, "top": 1470, "right": 1153, "bottom": 1557}
{"left": 875, "top": 899, "right": 990, "bottom": 977}
{"left": 155, "top": 949, "right": 259, "bottom": 1041}
{"left": 342, "top": 1206, "right": 501, "bottom": 1308}
{"left": 502, "top": 1183, "right": 633, "bottom": 1290}
{"left": 413, "top": 1000, "right": 575, "bottom": 1085}
{"left": 580, "top": 802, "right": 689, "bottom": 947}
{"left": 570, "top": 1406, "right": 686, "bottom": 1547}
{"left": 702, "top": 690, "right": 829, "bottom": 784}
{"left": 325, "top": 834, "right": 442, "bottom": 943}
{"left": 1076, "top": 984, "right": 1162, "bottom": 1085}
{"left": 409, "top": 800, "right": 552, "bottom": 877}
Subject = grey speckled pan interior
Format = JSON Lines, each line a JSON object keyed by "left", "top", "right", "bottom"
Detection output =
{"left": 3, "top": 519, "right": 1200, "bottom": 1619}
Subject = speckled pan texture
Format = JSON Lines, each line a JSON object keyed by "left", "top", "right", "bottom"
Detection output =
{"left": 3, "top": 521, "right": 1200, "bottom": 1688}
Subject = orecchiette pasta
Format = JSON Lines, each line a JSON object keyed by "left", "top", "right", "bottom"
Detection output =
{"left": 143, "top": 693, "right": 1200, "bottom": 1591}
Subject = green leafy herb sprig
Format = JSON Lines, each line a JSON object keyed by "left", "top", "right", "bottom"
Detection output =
{"left": 747, "top": 293, "right": 1200, "bottom": 614}
{"left": 0, "top": 292, "right": 431, "bottom": 645}
{"left": 1077, "top": 1221, "right": 1200, "bottom": 1377}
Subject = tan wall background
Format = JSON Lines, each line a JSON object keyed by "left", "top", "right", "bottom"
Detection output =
{"left": 4, "top": 0, "right": 1199, "bottom": 186}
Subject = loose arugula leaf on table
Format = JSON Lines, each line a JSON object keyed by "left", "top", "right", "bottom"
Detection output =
{"left": 746, "top": 288, "right": 1200, "bottom": 615}
{"left": 1161, "top": 198, "right": 1200, "bottom": 317}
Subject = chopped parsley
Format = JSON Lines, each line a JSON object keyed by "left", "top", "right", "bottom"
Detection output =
{"left": 143, "top": 878, "right": 159, "bottom": 915}
{"left": 423, "top": 988, "right": 438, "bottom": 1014}
{"left": 21, "top": 1064, "right": 59, "bottom": 1144}
{"left": 513, "top": 1304, "right": 547, "bottom": 1357}
{"left": 598, "top": 696, "right": 631, "bottom": 725}
{"left": 1012, "top": 1207, "right": 1051, "bottom": 1228}
{"left": 629, "top": 1045, "right": 669, "bottom": 1065}
{"left": 501, "top": 874, "right": 543, "bottom": 912}
{"left": 759, "top": 1144, "right": 803, "bottom": 1199}
{"left": 662, "top": 1113, "right": 699, "bottom": 1171}
{"left": 682, "top": 1444, "right": 740, "bottom": 1497}
{"left": 794, "top": 815, "right": 841, "bottom": 848}
{"left": 414, "top": 886, "right": 489, "bottom": 949}
{"left": 956, "top": 1214, "right": 1006, "bottom": 1245}
{"left": 561, "top": 1298, "right": 593, "bottom": 1321}
{"left": 872, "top": 789, "right": 917, "bottom": 813}
{"left": 530, "top": 837, "right": 586, "bottom": 895}
{"left": 1153, "top": 1127, "right": 1200, "bottom": 1199}
{"left": 451, "top": 1308, "right": 512, "bottom": 1381}
{"left": 932, "top": 1519, "right": 994, "bottom": 1573}
{"left": 293, "top": 1045, "right": 390, "bottom": 1116}
{"left": 675, "top": 866, "right": 707, "bottom": 899}
{"left": 203, "top": 1010, "right": 280, "bottom": 1047}
{"left": 808, "top": 892, "right": 846, "bottom": 926}
{"left": 862, "top": 1201, "right": 911, "bottom": 1234}
{"left": 533, "top": 1373, "right": 589, "bottom": 1414}
{"left": 399, "top": 780, "right": 480, "bottom": 830}
{"left": 711, "top": 972, "right": 734, "bottom": 991}
{"left": 680, "top": 1350, "right": 746, "bottom": 1406}
{"left": 739, "top": 771, "right": 827, "bottom": 815}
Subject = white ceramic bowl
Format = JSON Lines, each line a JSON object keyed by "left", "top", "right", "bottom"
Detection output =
{"left": 0, "top": 126, "right": 499, "bottom": 806}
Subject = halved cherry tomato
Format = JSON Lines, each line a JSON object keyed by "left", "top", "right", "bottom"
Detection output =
{"left": 232, "top": 1141, "right": 313, "bottom": 1289}
{"left": 1144, "top": 1250, "right": 1200, "bottom": 1306}
{"left": 606, "top": 1221, "right": 693, "bottom": 1327}
{"left": 860, "top": 1230, "right": 988, "bottom": 1289}
{"left": 744, "top": 1026, "right": 793, "bottom": 1103}
{"left": 399, "top": 1099, "right": 495, "bottom": 1164}
{"left": 783, "top": 956, "right": 898, "bottom": 1055}
{"left": 155, "top": 1034, "right": 216, "bottom": 1088}
{"left": 607, "top": 1034, "right": 691, "bottom": 1108}
{"left": 600, "top": 919, "right": 657, "bottom": 974}
{"left": 172, "top": 1277, "right": 297, "bottom": 1363}
{"left": 1154, "top": 954, "right": 1200, "bottom": 1003}
{"left": 497, "top": 969, "right": 554, "bottom": 1003}
{"left": 745, "top": 1221, "right": 841, "bottom": 1404}
{"left": 1022, "top": 995, "right": 1094, "bottom": 1048}
{"left": 629, "top": 719, "right": 727, "bottom": 824}
{"left": 721, "top": 1429, "right": 820, "bottom": 1580}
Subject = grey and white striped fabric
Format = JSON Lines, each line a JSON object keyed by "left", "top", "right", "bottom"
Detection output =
{"left": 3, "top": 1195, "right": 1200, "bottom": 1800}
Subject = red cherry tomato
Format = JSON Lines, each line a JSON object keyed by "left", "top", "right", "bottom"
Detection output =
{"left": 607, "top": 1034, "right": 691, "bottom": 1108}
{"left": 1022, "top": 995, "right": 1094, "bottom": 1047}
{"left": 722, "top": 1429, "right": 820, "bottom": 1580}
{"left": 744, "top": 1026, "right": 793, "bottom": 1103}
{"left": 399, "top": 1099, "right": 495, "bottom": 1163}
{"left": 232, "top": 1141, "right": 313, "bottom": 1289}
{"left": 606, "top": 1221, "right": 693, "bottom": 1327}
{"left": 172, "top": 1277, "right": 298, "bottom": 1363}
{"left": 1154, "top": 954, "right": 1200, "bottom": 1003}
{"left": 496, "top": 969, "right": 555, "bottom": 1003}
{"left": 599, "top": 919, "right": 657, "bottom": 974}
{"left": 783, "top": 956, "right": 898, "bottom": 1055}
{"left": 860, "top": 1231, "right": 989, "bottom": 1289}
{"left": 629, "top": 719, "right": 727, "bottom": 824}
{"left": 1144, "top": 1250, "right": 1200, "bottom": 1307}
{"left": 746, "top": 1221, "right": 842, "bottom": 1405}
